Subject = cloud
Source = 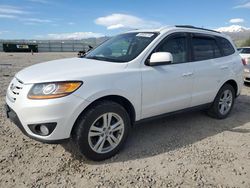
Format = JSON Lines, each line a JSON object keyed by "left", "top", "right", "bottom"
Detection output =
{"left": 0, "top": 15, "right": 53, "bottom": 25}
{"left": 0, "top": 14, "right": 17, "bottom": 18}
{"left": 0, "top": 5, "right": 27, "bottom": 14}
{"left": 23, "top": 18, "right": 52, "bottom": 23}
{"left": 107, "top": 24, "right": 124, "bottom": 30}
{"left": 0, "top": 5, "right": 28, "bottom": 20}
{"left": 0, "top": 5, "right": 51, "bottom": 24}
{"left": 95, "top": 13, "right": 162, "bottom": 30}
{"left": 23, "top": 22, "right": 38, "bottom": 25}
{"left": 27, "top": 0, "right": 49, "bottom": 3}
{"left": 51, "top": 23, "right": 59, "bottom": 27}
{"left": 68, "top": 22, "right": 75, "bottom": 25}
{"left": 38, "top": 32, "right": 104, "bottom": 40}
{"left": 0, "top": 30, "right": 9, "bottom": 35}
{"left": 234, "top": 2, "right": 250, "bottom": 9}
{"left": 229, "top": 18, "right": 245, "bottom": 23}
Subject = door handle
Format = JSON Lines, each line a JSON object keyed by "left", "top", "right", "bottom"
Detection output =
{"left": 182, "top": 72, "right": 194, "bottom": 77}
{"left": 220, "top": 66, "right": 229, "bottom": 70}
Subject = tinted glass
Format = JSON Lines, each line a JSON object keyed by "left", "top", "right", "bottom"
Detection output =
{"left": 156, "top": 37, "right": 187, "bottom": 63}
{"left": 219, "top": 38, "right": 235, "bottom": 56}
{"left": 85, "top": 32, "right": 158, "bottom": 63}
{"left": 241, "top": 48, "right": 250, "bottom": 54}
{"left": 193, "top": 37, "right": 221, "bottom": 61}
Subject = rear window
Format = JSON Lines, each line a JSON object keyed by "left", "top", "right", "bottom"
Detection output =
{"left": 219, "top": 37, "right": 235, "bottom": 56}
{"left": 192, "top": 37, "right": 222, "bottom": 61}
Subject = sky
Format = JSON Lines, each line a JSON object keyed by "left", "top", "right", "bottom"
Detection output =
{"left": 0, "top": 0, "right": 250, "bottom": 39}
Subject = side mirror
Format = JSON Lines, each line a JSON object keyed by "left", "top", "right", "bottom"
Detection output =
{"left": 148, "top": 52, "right": 173, "bottom": 66}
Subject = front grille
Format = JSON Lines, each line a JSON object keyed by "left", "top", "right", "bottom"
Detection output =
{"left": 246, "top": 77, "right": 250, "bottom": 81}
{"left": 7, "top": 77, "right": 24, "bottom": 102}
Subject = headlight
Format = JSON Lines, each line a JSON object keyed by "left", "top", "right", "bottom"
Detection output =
{"left": 28, "top": 81, "right": 82, "bottom": 99}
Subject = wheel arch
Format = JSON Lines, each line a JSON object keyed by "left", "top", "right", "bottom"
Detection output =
{"left": 222, "top": 79, "right": 238, "bottom": 97}
{"left": 71, "top": 95, "right": 136, "bottom": 137}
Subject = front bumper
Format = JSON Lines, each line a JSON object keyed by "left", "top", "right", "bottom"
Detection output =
{"left": 5, "top": 104, "right": 67, "bottom": 144}
{"left": 5, "top": 77, "right": 91, "bottom": 142}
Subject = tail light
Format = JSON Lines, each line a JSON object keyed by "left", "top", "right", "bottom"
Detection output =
{"left": 242, "top": 58, "right": 247, "bottom": 66}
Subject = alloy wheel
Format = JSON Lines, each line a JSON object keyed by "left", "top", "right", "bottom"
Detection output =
{"left": 218, "top": 89, "right": 233, "bottom": 115}
{"left": 88, "top": 113, "right": 125, "bottom": 154}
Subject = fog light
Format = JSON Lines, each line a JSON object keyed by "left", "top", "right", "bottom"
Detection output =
{"left": 28, "top": 123, "right": 57, "bottom": 136}
{"left": 40, "top": 125, "right": 50, "bottom": 136}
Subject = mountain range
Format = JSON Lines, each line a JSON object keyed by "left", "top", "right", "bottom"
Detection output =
{"left": 215, "top": 25, "right": 250, "bottom": 42}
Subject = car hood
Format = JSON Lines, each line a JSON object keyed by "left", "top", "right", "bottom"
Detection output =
{"left": 16, "top": 57, "right": 128, "bottom": 84}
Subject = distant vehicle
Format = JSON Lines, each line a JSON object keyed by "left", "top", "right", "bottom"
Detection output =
{"left": 239, "top": 47, "right": 250, "bottom": 83}
{"left": 5, "top": 25, "right": 244, "bottom": 161}
{"left": 240, "top": 47, "right": 250, "bottom": 55}
{"left": 237, "top": 48, "right": 243, "bottom": 52}
{"left": 3, "top": 43, "right": 38, "bottom": 53}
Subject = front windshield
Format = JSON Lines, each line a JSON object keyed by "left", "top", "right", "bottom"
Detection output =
{"left": 85, "top": 32, "right": 158, "bottom": 63}
{"left": 241, "top": 48, "right": 250, "bottom": 54}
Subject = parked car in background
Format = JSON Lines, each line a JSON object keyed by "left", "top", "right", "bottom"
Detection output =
{"left": 237, "top": 48, "right": 243, "bottom": 52}
{"left": 239, "top": 47, "right": 250, "bottom": 83}
{"left": 5, "top": 25, "right": 244, "bottom": 161}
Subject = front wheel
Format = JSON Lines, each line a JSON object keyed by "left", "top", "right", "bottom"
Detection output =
{"left": 72, "top": 101, "right": 131, "bottom": 161}
{"left": 207, "top": 84, "right": 235, "bottom": 119}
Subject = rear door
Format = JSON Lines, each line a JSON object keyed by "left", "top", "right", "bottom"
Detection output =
{"left": 189, "top": 33, "right": 227, "bottom": 107}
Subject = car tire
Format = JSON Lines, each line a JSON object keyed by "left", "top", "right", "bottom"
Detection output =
{"left": 207, "top": 84, "right": 235, "bottom": 119}
{"left": 72, "top": 100, "right": 131, "bottom": 161}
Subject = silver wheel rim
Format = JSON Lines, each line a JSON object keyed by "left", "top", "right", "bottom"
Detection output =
{"left": 88, "top": 113, "right": 125, "bottom": 154}
{"left": 219, "top": 89, "right": 233, "bottom": 115}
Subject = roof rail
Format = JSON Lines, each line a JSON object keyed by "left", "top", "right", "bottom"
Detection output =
{"left": 175, "top": 25, "right": 220, "bottom": 34}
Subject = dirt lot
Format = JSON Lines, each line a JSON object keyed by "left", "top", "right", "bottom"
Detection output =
{"left": 0, "top": 52, "right": 249, "bottom": 188}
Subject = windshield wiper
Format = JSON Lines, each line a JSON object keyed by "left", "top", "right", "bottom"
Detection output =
{"left": 85, "top": 56, "right": 106, "bottom": 61}
{"left": 85, "top": 56, "right": 126, "bottom": 63}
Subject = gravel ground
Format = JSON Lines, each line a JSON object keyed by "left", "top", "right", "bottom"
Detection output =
{"left": 0, "top": 52, "right": 250, "bottom": 188}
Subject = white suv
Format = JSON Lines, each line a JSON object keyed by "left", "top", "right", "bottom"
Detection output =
{"left": 5, "top": 26, "right": 244, "bottom": 161}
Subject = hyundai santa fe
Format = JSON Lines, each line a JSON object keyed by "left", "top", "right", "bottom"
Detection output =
{"left": 5, "top": 25, "right": 244, "bottom": 161}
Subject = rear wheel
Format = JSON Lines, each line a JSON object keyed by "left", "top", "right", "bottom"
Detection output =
{"left": 207, "top": 84, "right": 235, "bottom": 119}
{"left": 72, "top": 101, "right": 131, "bottom": 161}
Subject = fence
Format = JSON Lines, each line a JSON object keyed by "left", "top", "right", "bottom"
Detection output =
{"left": 0, "top": 38, "right": 108, "bottom": 52}
{"left": 36, "top": 41, "right": 94, "bottom": 52}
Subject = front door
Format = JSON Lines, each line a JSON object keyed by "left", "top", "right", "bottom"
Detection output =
{"left": 141, "top": 33, "right": 194, "bottom": 119}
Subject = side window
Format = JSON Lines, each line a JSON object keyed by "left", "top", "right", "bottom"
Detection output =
{"left": 219, "top": 37, "right": 235, "bottom": 56}
{"left": 192, "top": 37, "right": 222, "bottom": 61}
{"left": 156, "top": 36, "right": 188, "bottom": 64}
